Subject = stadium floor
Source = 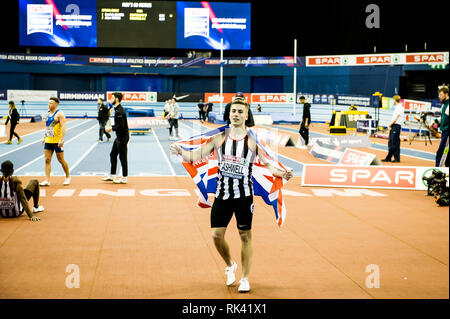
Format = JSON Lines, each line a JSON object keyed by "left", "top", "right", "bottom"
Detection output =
{"left": 0, "top": 120, "right": 448, "bottom": 299}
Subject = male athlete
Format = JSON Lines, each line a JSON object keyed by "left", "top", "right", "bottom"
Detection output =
{"left": 40, "top": 97, "right": 71, "bottom": 186}
{"left": 170, "top": 99, "right": 292, "bottom": 292}
{"left": 1, "top": 160, "right": 44, "bottom": 221}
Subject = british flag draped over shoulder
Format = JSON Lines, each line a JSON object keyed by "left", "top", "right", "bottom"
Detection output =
{"left": 175, "top": 125, "right": 290, "bottom": 227}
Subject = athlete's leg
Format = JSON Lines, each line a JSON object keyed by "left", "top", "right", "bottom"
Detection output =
{"left": 238, "top": 229, "right": 253, "bottom": 278}
{"left": 211, "top": 198, "right": 234, "bottom": 267}
{"left": 56, "top": 151, "right": 70, "bottom": 178}
{"left": 24, "top": 179, "right": 40, "bottom": 208}
{"left": 235, "top": 196, "right": 254, "bottom": 278}
{"left": 211, "top": 227, "right": 233, "bottom": 267}
{"left": 44, "top": 149, "right": 54, "bottom": 181}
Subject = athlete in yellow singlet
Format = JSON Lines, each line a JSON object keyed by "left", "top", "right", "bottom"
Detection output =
{"left": 40, "top": 97, "right": 71, "bottom": 186}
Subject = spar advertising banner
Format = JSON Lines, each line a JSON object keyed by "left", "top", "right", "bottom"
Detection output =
{"left": 106, "top": 91, "right": 157, "bottom": 103}
{"left": 302, "top": 165, "right": 449, "bottom": 190}
{"left": 204, "top": 93, "right": 251, "bottom": 104}
{"left": 306, "top": 52, "right": 449, "bottom": 67}
{"left": 402, "top": 99, "right": 432, "bottom": 112}
{"left": 251, "top": 93, "right": 295, "bottom": 104}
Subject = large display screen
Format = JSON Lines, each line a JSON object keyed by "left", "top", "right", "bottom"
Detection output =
{"left": 19, "top": 0, "right": 98, "bottom": 47}
{"left": 18, "top": 0, "right": 251, "bottom": 50}
{"left": 176, "top": 1, "right": 250, "bottom": 50}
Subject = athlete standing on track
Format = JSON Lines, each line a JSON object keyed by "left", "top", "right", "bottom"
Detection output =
{"left": 40, "top": 97, "right": 71, "bottom": 186}
{"left": 170, "top": 99, "right": 292, "bottom": 293}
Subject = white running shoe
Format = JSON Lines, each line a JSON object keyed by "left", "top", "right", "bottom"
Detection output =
{"left": 113, "top": 176, "right": 127, "bottom": 184}
{"left": 225, "top": 261, "right": 237, "bottom": 286}
{"left": 238, "top": 278, "right": 250, "bottom": 293}
{"left": 39, "top": 180, "right": 50, "bottom": 186}
{"left": 63, "top": 177, "right": 71, "bottom": 185}
{"left": 102, "top": 175, "right": 114, "bottom": 181}
{"left": 32, "top": 206, "right": 45, "bottom": 213}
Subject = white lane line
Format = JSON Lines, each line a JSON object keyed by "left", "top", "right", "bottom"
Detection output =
{"left": 0, "top": 120, "right": 92, "bottom": 158}
{"left": 14, "top": 123, "right": 98, "bottom": 173}
{"left": 151, "top": 128, "right": 176, "bottom": 176}
{"left": 69, "top": 142, "right": 98, "bottom": 173}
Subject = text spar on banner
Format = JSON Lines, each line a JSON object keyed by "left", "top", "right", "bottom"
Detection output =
{"left": 106, "top": 91, "right": 157, "bottom": 103}
{"left": 338, "top": 148, "right": 381, "bottom": 166}
{"left": 302, "top": 165, "right": 449, "bottom": 190}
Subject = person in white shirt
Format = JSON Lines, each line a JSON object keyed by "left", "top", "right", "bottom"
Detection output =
{"left": 382, "top": 95, "right": 404, "bottom": 163}
{"left": 165, "top": 98, "right": 180, "bottom": 140}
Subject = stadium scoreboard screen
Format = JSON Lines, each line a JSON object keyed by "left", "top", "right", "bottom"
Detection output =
{"left": 19, "top": 0, "right": 251, "bottom": 50}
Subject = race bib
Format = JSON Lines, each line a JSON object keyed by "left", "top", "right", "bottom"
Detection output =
{"left": 0, "top": 198, "right": 15, "bottom": 209}
{"left": 45, "top": 127, "right": 54, "bottom": 138}
{"left": 219, "top": 155, "right": 248, "bottom": 180}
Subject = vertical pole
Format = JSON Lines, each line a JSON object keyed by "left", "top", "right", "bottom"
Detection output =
{"left": 293, "top": 39, "right": 297, "bottom": 115}
{"left": 220, "top": 38, "right": 224, "bottom": 115}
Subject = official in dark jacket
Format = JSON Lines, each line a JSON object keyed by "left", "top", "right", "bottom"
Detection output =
{"left": 5, "top": 101, "right": 22, "bottom": 144}
{"left": 298, "top": 96, "right": 311, "bottom": 147}
{"left": 223, "top": 93, "right": 255, "bottom": 127}
{"left": 102, "top": 92, "right": 129, "bottom": 184}
{"left": 97, "top": 98, "right": 111, "bottom": 142}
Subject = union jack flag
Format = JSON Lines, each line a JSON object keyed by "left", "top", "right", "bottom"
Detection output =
{"left": 175, "top": 125, "right": 290, "bottom": 227}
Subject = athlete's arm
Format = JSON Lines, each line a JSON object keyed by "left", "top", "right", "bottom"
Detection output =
{"left": 170, "top": 133, "right": 223, "bottom": 162}
{"left": 249, "top": 137, "right": 293, "bottom": 180}
{"left": 14, "top": 179, "right": 39, "bottom": 221}
{"left": 57, "top": 111, "right": 67, "bottom": 148}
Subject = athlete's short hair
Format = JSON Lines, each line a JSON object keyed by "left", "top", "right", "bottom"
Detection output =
{"left": 49, "top": 97, "right": 60, "bottom": 104}
{"left": 112, "top": 92, "right": 123, "bottom": 102}
{"left": 231, "top": 98, "right": 250, "bottom": 111}
{"left": 438, "top": 86, "right": 449, "bottom": 95}
{"left": 1, "top": 160, "right": 14, "bottom": 176}
{"left": 393, "top": 95, "right": 401, "bottom": 102}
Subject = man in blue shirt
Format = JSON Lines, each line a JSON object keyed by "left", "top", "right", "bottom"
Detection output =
{"left": 436, "top": 86, "right": 449, "bottom": 167}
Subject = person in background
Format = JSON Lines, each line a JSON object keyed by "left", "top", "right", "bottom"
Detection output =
{"left": 257, "top": 104, "right": 262, "bottom": 112}
{"left": 298, "top": 96, "right": 311, "bottom": 149}
{"left": 436, "top": 86, "right": 449, "bottom": 167}
{"left": 4, "top": 101, "right": 22, "bottom": 145}
{"left": 166, "top": 98, "right": 180, "bottom": 140}
{"left": 102, "top": 92, "right": 129, "bottom": 184}
{"left": 198, "top": 98, "right": 206, "bottom": 123}
{"left": 162, "top": 99, "right": 170, "bottom": 118}
{"left": 382, "top": 95, "right": 404, "bottom": 163}
{"left": 204, "top": 101, "right": 214, "bottom": 122}
{"left": 97, "top": 98, "right": 111, "bottom": 143}
{"left": 1, "top": 160, "right": 44, "bottom": 221}
{"left": 223, "top": 93, "right": 255, "bottom": 127}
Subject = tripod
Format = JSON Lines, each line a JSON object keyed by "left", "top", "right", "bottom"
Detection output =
{"left": 19, "top": 100, "right": 28, "bottom": 118}
{"left": 409, "top": 115, "right": 432, "bottom": 146}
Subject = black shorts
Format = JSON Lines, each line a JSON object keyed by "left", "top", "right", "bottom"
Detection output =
{"left": 211, "top": 196, "right": 254, "bottom": 231}
{"left": 44, "top": 143, "right": 64, "bottom": 153}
